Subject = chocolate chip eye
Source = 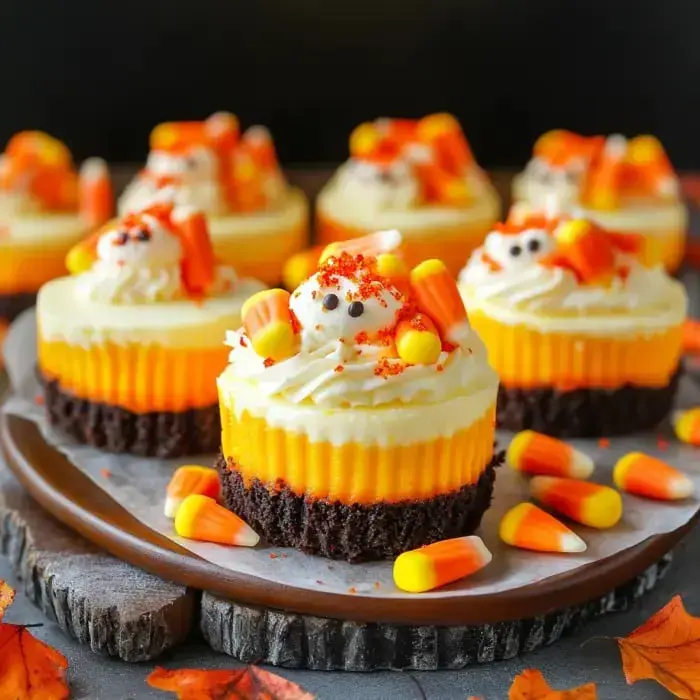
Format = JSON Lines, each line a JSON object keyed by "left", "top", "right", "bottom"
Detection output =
{"left": 348, "top": 301, "right": 364, "bottom": 318}
{"left": 135, "top": 228, "right": 151, "bottom": 242}
{"left": 527, "top": 239, "right": 541, "bottom": 253}
{"left": 509, "top": 245, "right": 522, "bottom": 257}
{"left": 114, "top": 231, "right": 129, "bottom": 246}
{"left": 322, "top": 293, "right": 339, "bottom": 310}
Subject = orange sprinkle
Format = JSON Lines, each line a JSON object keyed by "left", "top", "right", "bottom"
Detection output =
{"left": 348, "top": 587, "right": 358, "bottom": 594}
{"left": 598, "top": 438, "right": 610, "bottom": 448}
{"left": 657, "top": 437, "right": 669, "bottom": 451}
{"left": 436, "top": 364, "right": 444, "bottom": 372}
{"left": 443, "top": 341, "right": 458, "bottom": 353}
{"left": 34, "top": 394, "right": 45, "bottom": 405}
{"left": 355, "top": 331, "right": 369, "bottom": 345}
{"left": 239, "top": 336, "right": 248, "bottom": 347}
{"left": 373, "top": 358, "right": 406, "bottom": 379}
{"left": 290, "top": 309, "right": 302, "bottom": 334}
{"left": 269, "top": 553, "right": 278, "bottom": 559}
{"left": 334, "top": 365, "right": 345, "bottom": 373}
{"left": 263, "top": 357, "right": 275, "bottom": 368}
{"left": 100, "top": 468, "right": 111, "bottom": 479}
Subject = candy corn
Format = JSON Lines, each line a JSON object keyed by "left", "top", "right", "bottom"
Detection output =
{"left": 319, "top": 229, "right": 402, "bottom": 265}
{"left": 349, "top": 122, "right": 382, "bottom": 158}
{"left": 416, "top": 112, "right": 473, "bottom": 175}
{"left": 499, "top": 503, "right": 587, "bottom": 553}
{"left": 375, "top": 252, "right": 410, "bottom": 296}
{"left": 171, "top": 206, "right": 215, "bottom": 295}
{"left": 241, "top": 126, "right": 278, "bottom": 172}
{"left": 241, "top": 288, "right": 298, "bottom": 362}
{"left": 282, "top": 246, "right": 324, "bottom": 291}
{"left": 393, "top": 536, "right": 492, "bottom": 593}
{"left": 530, "top": 476, "right": 623, "bottom": 529}
{"left": 78, "top": 157, "right": 113, "bottom": 228}
{"left": 674, "top": 408, "right": 700, "bottom": 447}
{"left": 583, "top": 135, "right": 627, "bottom": 211}
{"left": 683, "top": 319, "right": 700, "bottom": 355}
{"left": 554, "top": 219, "right": 616, "bottom": 284}
{"left": 506, "top": 430, "right": 594, "bottom": 479}
{"left": 6, "top": 131, "right": 72, "bottom": 168}
{"left": 395, "top": 314, "right": 442, "bottom": 365}
{"left": 65, "top": 233, "right": 100, "bottom": 275}
{"left": 613, "top": 453, "right": 694, "bottom": 501}
{"left": 409, "top": 259, "right": 469, "bottom": 344}
{"left": 203, "top": 111, "right": 240, "bottom": 152}
{"left": 165, "top": 466, "right": 221, "bottom": 518}
{"left": 174, "top": 495, "right": 259, "bottom": 547}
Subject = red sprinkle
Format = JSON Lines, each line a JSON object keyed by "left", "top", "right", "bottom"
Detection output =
{"left": 354, "top": 331, "right": 369, "bottom": 345}
{"left": 34, "top": 394, "right": 45, "bottom": 406}
{"left": 263, "top": 357, "right": 275, "bottom": 368}
{"left": 436, "top": 364, "right": 444, "bottom": 372}
{"left": 657, "top": 437, "right": 669, "bottom": 451}
{"left": 100, "top": 468, "right": 111, "bottom": 479}
{"left": 239, "top": 336, "right": 248, "bottom": 347}
{"left": 334, "top": 365, "right": 345, "bottom": 373}
{"left": 269, "top": 553, "right": 278, "bottom": 559}
{"left": 374, "top": 358, "right": 405, "bottom": 379}
{"left": 598, "top": 438, "right": 610, "bottom": 449}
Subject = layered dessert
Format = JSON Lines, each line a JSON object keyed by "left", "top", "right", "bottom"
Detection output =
{"left": 119, "top": 112, "right": 309, "bottom": 284}
{"left": 216, "top": 231, "right": 501, "bottom": 562}
{"left": 317, "top": 114, "right": 500, "bottom": 276}
{"left": 37, "top": 203, "right": 264, "bottom": 457}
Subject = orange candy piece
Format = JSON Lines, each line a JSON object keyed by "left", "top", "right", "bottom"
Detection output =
{"left": 530, "top": 476, "right": 623, "bottom": 529}
{"left": 409, "top": 258, "right": 469, "bottom": 344}
{"left": 553, "top": 219, "right": 616, "bottom": 283}
{"left": 165, "top": 466, "right": 221, "bottom": 518}
{"left": 241, "top": 288, "right": 298, "bottom": 362}
{"left": 613, "top": 453, "right": 695, "bottom": 501}
{"left": 395, "top": 313, "right": 442, "bottom": 365}
{"left": 393, "top": 536, "right": 492, "bottom": 593}
{"left": 78, "top": 158, "right": 113, "bottom": 229}
{"left": 683, "top": 319, "right": 700, "bottom": 355}
{"left": 174, "top": 495, "right": 259, "bottom": 547}
{"left": 583, "top": 135, "right": 627, "bottom": 211}
{"left": 674, "top": 408, "right": 700, "bottom": 447}
{"left": 319, "top": 229, "right": 402, "bottom": 265}
{"left": 500, "top": 503, "right": 587, "bottom": 553}
{"left": 416, "top": 112, "right": 473, "bottom": 175}
{"left": 507, "top": 430, "right": 594, "bottom": 479}
{"left": 171, "top": 207, "right": 216, "bottom": 296}
{"left": 282, "top": 245, "right": 324, "bottom": 291}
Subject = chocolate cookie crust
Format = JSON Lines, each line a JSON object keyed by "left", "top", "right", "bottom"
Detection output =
{"left": 497, "top": 369, "right": 681, "bottom": 438}
{"left": 217, "top": 453, "right": 502, "bottom": 563}
{"left": 41, "top": 375, "right": 220, "bottom": 458}
{"left": 0, "top": 292, "right": 37, "bottom": 323}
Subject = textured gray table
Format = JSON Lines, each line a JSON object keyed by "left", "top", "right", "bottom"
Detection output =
{"left": 0, "top": 528, "right": 694, "bottom": 699}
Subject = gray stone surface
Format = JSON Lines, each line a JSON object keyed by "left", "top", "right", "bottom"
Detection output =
{"left": 0, "top": 466, "right": 196, "bottom": 661}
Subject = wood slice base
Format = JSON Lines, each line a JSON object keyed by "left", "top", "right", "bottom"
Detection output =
{"left": 0, "top": 462, "right": 196, "bottom": 662}
{"left": 201, "top": 553, "right": 671, "bottom": 671}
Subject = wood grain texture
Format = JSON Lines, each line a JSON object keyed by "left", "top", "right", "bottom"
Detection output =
{"left": 200, "top": 554, "right": 672, "bottom": 671}
{"left": 0, "top": 461, "right": 196, "bottom": 661}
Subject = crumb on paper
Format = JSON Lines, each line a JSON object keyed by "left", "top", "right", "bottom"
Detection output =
{"left": 348, "top": 586, "right": 357, "bottom": 594}
{"left": 316, "top": 579, "right": 324, "bottom": 585}
{"left": 373, "top": 581, "right": 381, "bottom": 589}
{"left": 100, "top": 468, "right": 111, "bottom": 479}
{"left": 269, "top": 553, "right": 278, "bottom": 559}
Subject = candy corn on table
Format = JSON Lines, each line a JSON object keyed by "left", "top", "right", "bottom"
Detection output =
{"left": 0, "top": 167, "right": 699, "bottom": 673}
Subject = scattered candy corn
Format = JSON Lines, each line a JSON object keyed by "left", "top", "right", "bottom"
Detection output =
{"left": 530, "top": 476, "right": 623, "bottom": 529}
{"left": 282, "top": 246, "right": 324, "bottom": 291}
{"left": 393, "top": 536, "right": 492, "bottom": 593}
{"left": 674, "top": 408, "right": 700, "bottom": 447}
{"left": 395, "top": 314, "right": 442, "bottom": 365}
{"left": 499, "top": 503, "right": 587, "bottom": 554}
{"left": 319, "top": 229, "right": 402, "bottom": 265}
{"left": 613, "top": 453, "right": 694, "bottom": 501}
{"left": 174, "top": 495, "right": 259, "bottom": 547}
{"left": 172, "top": 206, "right": 215, "bottom": 295}
{"left": 165, "top": 466, "right": 221, "bottom": 518}
{"left": 241, "top": 288, "right": 298, "bottom": 362}
{"left": 409, "top": 258, "right": 469, "bottom": 344}
{"left": 506, "top": 430, "right": 594, "bottom": 479}
{"left": 78, "top": 157, "right": 113, "bottom": 228}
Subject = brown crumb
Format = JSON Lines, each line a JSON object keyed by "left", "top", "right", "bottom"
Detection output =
{"left": 348, "top": 587, "right": 357, "bottom": 594}
{"left": 316, "top": 579, "right": 324, "bottom": 585}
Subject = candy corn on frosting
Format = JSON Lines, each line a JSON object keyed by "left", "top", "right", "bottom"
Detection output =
{"left": 37, "top": 202, "right": 265, "bottom": 458}
{"left": 459, "top": 216, "right": 687, "bottom": 437}
{"left": 316, "top": 114, "right": 500, "bottom": 276}
{"left": 216, "top": 230, "right": 500, "bottom": 562}
{"left": 118, "top": 112, "right": 308, "bottom": 285}
{"left": 0, "top": 131, "right": 113, "bottom": 364}
{"left": 511, "top": 130, "right": 687, "bottom": 271}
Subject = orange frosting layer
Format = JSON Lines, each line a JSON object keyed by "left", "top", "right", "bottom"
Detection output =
{"left": 316, "top": 211, "right": 494, "bottom": 277}
{"left": 469, "top": 310, "right": 682, "bottom": 390}
{"left": 219, "top": 401, "right": 497, "bottom": 505}
{"left": 38, "top": 337, "right": 226, "bottom": 412}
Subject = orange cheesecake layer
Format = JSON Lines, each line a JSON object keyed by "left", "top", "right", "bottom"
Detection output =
{"left": 469, "top": 310, "right": 683, "bottom": 390}
{"left": 316, "top": 211, "right": 496, "bottom": 277}
{"left": 219, "top": 401, "right": 497, "bottom": 505}
{"left": 211, "top": 220, "right": 308, "bottom": 285}
{"left": 39, "top": 338, "right": 227, "bottom": 413}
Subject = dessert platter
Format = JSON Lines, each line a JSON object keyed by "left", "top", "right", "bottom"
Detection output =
{"left": 1, "top": 118, "right": 699, "bottom": 670}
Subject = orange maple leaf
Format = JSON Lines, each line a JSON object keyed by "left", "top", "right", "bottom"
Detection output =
{"left": 147, "top": 665, "right": 315, "bottom": 699}
{"left": 509, "top": 669, "right": 597, "bottom": 699}
{"left": 617, "top": 595, "right": 700, "bottom": 699}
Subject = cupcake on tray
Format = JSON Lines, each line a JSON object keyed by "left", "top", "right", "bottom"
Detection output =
{"left": 316, "top": 114, "right": 500, "bottom": 276}
{"left": 511, "top": 130, "right": 687, "bottom": 271}
{"left": 37, "top": 202, "right": 265, "bottom": 457}
{"left": 0, "top": 131, "right": 112, "bottom": 356}
{"left": 119, "top": 112, "right": 309, "bottom": 285}
{"left": 216, "top": 230, "right": 501, "bottom": 562}
{"left": 458, "top": 215, "right": 688, "bottom": 437}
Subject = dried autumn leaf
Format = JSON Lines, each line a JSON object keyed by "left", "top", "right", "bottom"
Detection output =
{"left": 147, "top": 665, "right": 315, "bottom": 699}
{"left": 0, "top": 581, "right": 15, "bottom": 619}
{"left": 509, "top": 669, "right": 597, "bottom": 699}
{"left": 617, "top": 595, "right": 700, "bottom": 699}
{"left": 0, "top": 624, "right": 69, "bottom": 699}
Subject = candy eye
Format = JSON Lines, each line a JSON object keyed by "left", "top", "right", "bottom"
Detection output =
{"left": 135, "top": 228, "right": 151, "bottom": 242}
{"left": 509, "top": 245, "right": 522, "bottom": 258}
{"left": 322, "top": 293, "right": 339, "bottom": 310}
{"left": 113, "top": 231, "right": 129, "bottom": 246}
{"left": 348, "top": 301, "right": 364, "bottom": 318}
{"left": 527, "top": 239, "right": 541, "bottom": 253}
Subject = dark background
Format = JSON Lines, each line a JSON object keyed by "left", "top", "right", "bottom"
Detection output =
{"left": 1, "top": 0, "right": 699, "bottom": 169}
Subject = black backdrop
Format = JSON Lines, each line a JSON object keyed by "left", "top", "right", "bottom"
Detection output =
{"left": 1, "top": 0, "right": 699, "bottom": 168}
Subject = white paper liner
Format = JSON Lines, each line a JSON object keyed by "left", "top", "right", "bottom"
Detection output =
{"left": 3, "top": 307, "right": 700, "bottom": 602}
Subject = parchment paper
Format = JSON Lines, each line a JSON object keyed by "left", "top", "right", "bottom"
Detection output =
{"left": 3, "top": 308, "right": 700, "bottom": 600}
